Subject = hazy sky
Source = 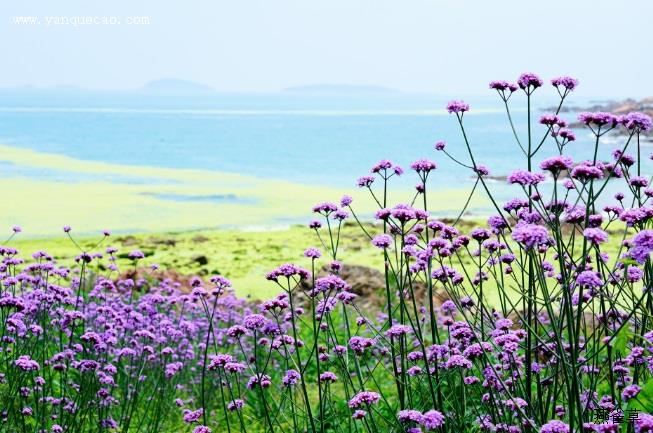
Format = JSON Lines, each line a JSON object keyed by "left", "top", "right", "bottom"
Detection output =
{"left": 2, "top": 0, "right": 652, "bottom": 97}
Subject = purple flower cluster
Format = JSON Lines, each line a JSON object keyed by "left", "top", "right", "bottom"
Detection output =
{"left": 3, "top": 71, "right": 652, "bottom": 433}
{"left": 518, "top": 72, "right": 543, "bottom": 91}
{"left": 578, "top": 112, "right": 619, "bottom": 128}
{"left": 551, "top": 76, "right": 579, "bottom": 91}
{"left": 540, "top": 155, "right": 573, "bottom": 174}
{"left": 446, "top": 100, "right": 470, "bottom": 114}
{"left": 507, "top": 169, "right": 546, "bottom": 186}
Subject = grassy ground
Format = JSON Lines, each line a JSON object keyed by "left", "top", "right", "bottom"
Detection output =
{"left": 9, "top": 223, "right": 384, "bottom": 299}
{"left": 8, "top": 218, "right": 631, "bottom": 302}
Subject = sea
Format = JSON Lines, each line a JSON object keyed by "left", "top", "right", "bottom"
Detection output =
{"left": 0, "top": 88, "right": 636, "bottom": 225}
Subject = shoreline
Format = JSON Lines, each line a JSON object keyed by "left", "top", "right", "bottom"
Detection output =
{"left": 0, "top": 143, "right": 490, "bottom": 236}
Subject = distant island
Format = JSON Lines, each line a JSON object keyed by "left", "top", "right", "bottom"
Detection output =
{"left": 284, "top": 84, "right": 400, "bottom": 95}
{"left": 138, "top": 78, "right": 215, "bottom": 95}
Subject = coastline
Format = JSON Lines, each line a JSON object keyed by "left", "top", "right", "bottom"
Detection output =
{"left": 0, "top": 143, "right": 490, "bottom": 236}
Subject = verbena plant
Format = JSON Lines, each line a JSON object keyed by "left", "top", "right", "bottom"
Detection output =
{"left": 1, "top": 73, "right": 653, "bottom": 433}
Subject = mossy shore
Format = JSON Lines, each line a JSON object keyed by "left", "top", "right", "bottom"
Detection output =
{"left": 9, "top": 218, "right": 630, "bottom": 303}
{"left": 9, "top": 224, "right": 385, "bottom": 299}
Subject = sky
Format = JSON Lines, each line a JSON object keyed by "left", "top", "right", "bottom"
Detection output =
{"left": 1, "top": 0, "right": 652, "bottom": 97}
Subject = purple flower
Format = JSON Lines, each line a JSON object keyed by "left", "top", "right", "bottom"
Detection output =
{"left": 446, "top": 100, "right": 470, "bottom": 114}
{"left": 315, "top": 275, "right": 348, "bottom": 293}
{"left": 551, "top": 76, "right": 578, "bottom": 91}
{"left": 385, "top": 324, "right": 412, "bottom": 338}
{"left": 398, "top": 409, "right": 423, "bottom": 424}
{"left": 227, "top": 399, "right": 244, "bottom": 411}
{"left": 571, "top": 163, "right": 604, "bottom": 181}
{"left": 227, "top": 398, "right": 245, "bottom": 412}
{"left": 470, "top": 228, "right": 491, "bottom": 242}
{"left": 282, "top": 369, "right": 300, "bottom": 387}
{"left": 621, "top": 112, "right": 652, "bottom": 132}
{"left": 128, "top": 250, "right": 145, "bottom": 260}
{"left": 223, "top": 362, "right": 247, "bottom": 374}
{"left": 15, "top": 355, "right": 40, "bottom": 371}
{"left": 357, "top": 176, "right": 375, "bottom": 187}
{"left": 247, "top": 374, "right": 272, "bottom": 389}
{"left": 183, "top": 409, "right": 203, "bottom": 424}
{"left": 575, "top": 271, "right": 603, "bottom": 288}
{"left": 557, "top": 128, "right": 576, "bottom": 142}
{"left": 266, "top": 263, "right": 311, "bottom": 281}
{"left": 488, "top": 215, "right": 508, "bottom": 232}
{"left": 372, "top": 234, "right": 393, "bottom": 249}
{"left": 489, "top": 80, "right": 517, "bottom": 92}
{"left": 304, "top": 247, "right": 322, "bottom": 259}
{"left": 243, "top": 314, "right": 267, "bottom": 330}
{"left": 629, "top": 230, "right": 653, "bottom": 263}
{"left": 371, "top": 159, "right": 392, "bottom": 172}
{"left": 435, "top": 141, "right": 446, "bottom": 151}
{"left": 371, "top": 160, "right": 403, "bottom": 176}
{"left": 511, "top": 224, "right": 549, "bottom": 250}
{"left": 583, "top": 228, "right": 608, "bottom": 245}
{"left": 375, "top": 208, "right": 391, "bottom": 220}
{"left": 444, "top": 354, "right": 473, "bottom": 369}
{"left": 63, "top": 225, "right": 72, "bottom": 233}
{"left": 312, "top": 202, "right": 338, "bottom": 214}
{"left": 12, "top": 225, "right": 21, "bottom": 233}
{"left": 411, "top": 159, "right": 437, "bottom": 174}
{"left": 209, "top": 275, "right": 231, "bottom": 289}
{"left": 503, "top": 198, "right": 529, "bottom": 213}
{"left": 463, "top": 342, "right": 492, "bottom": 359}
{"left": 495, "top": 318, "right": 513, "bottom": 330}
{"left": 630, "top": 176, "right": 649, "bottom": 188}
{"left": 475, "top": 165, "right": 490, "bottom": 176}
{"left": 332, "top": 209, "right": 349, "bottom": 221}
{"left": 540, "top": 156, "right": 573, "bottom": 174}
{"left": 540, "top": 114, "right": 567, "bottom": 127}
{"left": 352, "top": 410, "right": 367, "bottom": 419}
{"left": 193, "top": 427, "right": 211, "bottom": 433}
{"left": 340, "top": 195, "right": 353, "bottom": 207}
{"left": 319, "top": 371, "right": 338, "bottom": 383}
{"left": 507, "top": 170, "right": 545, "bottom": 186}
{"left": 226, "top": 325, "right": 247, "bottom": 338}
{"left": 622, "top": 384, "right": 641, "bottom": 401}
{"left": 626, "top": 266, "right": 644, "bottom": 283}
{"left": 517, "top": 73, "right": 543, "bottom": 91}
{"left": 440, "top": 300, "right": 457, "bottom": 315}
{"left": 578, "top": 112, "right": 619, "bottom": 128}
{"left": 635, "top": 413, "right": 653, "bottom": 433}
{"left": 348, "top": 391, "right": 380, "bottom": 408}
{"left": 421, "top": 410, "right": 445, "bottom": 430}
{"left": 540, "top": 420, "right": 570, "bottom": 433}
{"left": 349, "top": 336, "right": 375, "bottom": 355}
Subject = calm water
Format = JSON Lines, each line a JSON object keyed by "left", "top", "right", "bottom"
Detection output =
{"left": 0, "top": 90, "right": 626, "bottom": 197}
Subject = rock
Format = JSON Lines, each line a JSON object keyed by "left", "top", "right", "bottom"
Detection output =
{"left": 116, "top": 235, "right": 140, "bottom": 246}
{"left": 151, "top": 237, "right": 177, "bottom": 247}
{"left": 191, "top": 255, "right": 209, "bottom": 266}
{"left": 120, "top": 268, "right": 197, "bottom": 289}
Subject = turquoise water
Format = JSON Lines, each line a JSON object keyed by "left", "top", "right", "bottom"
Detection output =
{"left": 0, "top": 90, "right": 625, "bottom": 197}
